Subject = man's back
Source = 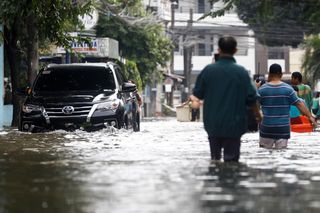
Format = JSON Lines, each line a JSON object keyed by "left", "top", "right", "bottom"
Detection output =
{"left": 190, "top": 35, "right": 262, "bottom": 161}
{"left": 193, "top": 56, "right": 257, "bottom": 138}
{"left": 258, "top": 82, "right": 299, "bottom": 139}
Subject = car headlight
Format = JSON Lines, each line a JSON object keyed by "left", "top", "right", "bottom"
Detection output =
{"left": 96, "top": 100, "right": 120, "bottom": 112}
{"left": 22, "top": 104, "right": 42, "bottom": 113}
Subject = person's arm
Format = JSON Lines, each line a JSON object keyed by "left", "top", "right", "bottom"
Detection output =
{"left": 190, "top": 66, "right": 207, "bottom": 109}
{"left": 295, "top": 101, "right": 317, "bottom": 126}
{"left": 136, "top": 93, "right": 142, "bottom": 106}
{"left": 249, "top": 101, "right": 263, "bottom": 123}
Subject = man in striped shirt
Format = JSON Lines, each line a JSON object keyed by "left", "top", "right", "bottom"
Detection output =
{"left": 257, "top": 64, "right": 315, "bottom": 149}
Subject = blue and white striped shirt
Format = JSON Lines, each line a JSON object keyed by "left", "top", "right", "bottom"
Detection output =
{"left": 258, "top": 82, "right": 299, "bottom": 139}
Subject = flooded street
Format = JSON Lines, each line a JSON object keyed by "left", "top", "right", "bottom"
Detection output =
{"left": 1, "top": 118, "right": 320, "bottom": 213}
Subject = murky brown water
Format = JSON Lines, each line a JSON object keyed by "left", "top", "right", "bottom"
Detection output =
{"left": 0, "top": 119, "right": 320, "bottom": 213}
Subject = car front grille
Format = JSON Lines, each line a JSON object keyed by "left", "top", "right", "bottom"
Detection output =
{"left": 44, "top": 104, "right": 93, "bottom": 118}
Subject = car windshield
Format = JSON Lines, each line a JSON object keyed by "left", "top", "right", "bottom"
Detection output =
{"left": 34, "top": 66, "right": 116, "bottom": 92}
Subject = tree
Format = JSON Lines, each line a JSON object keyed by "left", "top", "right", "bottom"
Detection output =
{"left": 0, "top": 0, "right": 94, "bottom": 126}
{"left": 96, "top": 0, "right": 173, "bottom": 87}
{"left": 123, "top": 60, "right": 142, "bottom": 91}
{"left": 302, "top": 36, "right": 320, "bottom": 86}
{"left": 204, "top": 0, "right": 320, "bottom": 47}
{"left": 203, "top": 0, "right": 320, "bottom": 86}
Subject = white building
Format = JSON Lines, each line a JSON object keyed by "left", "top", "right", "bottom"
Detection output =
{"left": 146, "top": 0, "right": 256, "bottom": 75}
{"left": 143, "top": 0, "right": 256, "bottom": 105}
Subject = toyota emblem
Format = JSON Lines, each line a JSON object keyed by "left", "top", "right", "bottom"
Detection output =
{"left": 62, "top": 106, "right": 74, "bottom": 114}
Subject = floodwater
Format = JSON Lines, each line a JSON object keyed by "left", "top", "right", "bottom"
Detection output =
{"left": 0, "top": 118, "right": 320, "bottom": 213}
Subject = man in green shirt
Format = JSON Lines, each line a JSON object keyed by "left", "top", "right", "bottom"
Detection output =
{"left": 291, "top": 71, "right": 313, "bottom": 111}
{"left": 190, "top": 36, "right": 261, "bottom": 162}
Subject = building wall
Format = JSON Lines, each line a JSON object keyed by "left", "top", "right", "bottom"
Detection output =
{"left": 290, "top": 48, "right": 304, "bottom": 72}
{"left": 255, "top": 43, "right": 269, "bottom": 76}
{"left": 143, "top": 0, "right": 310, "bottom": 108}
{"left": 174, "top": 49, "right": 255, "bottom": 76}
{"left": 170, "top": 0, "right": 256, "bottom": 96}
{"left": 177, "top": 0, "right": 196, "bottom": 13}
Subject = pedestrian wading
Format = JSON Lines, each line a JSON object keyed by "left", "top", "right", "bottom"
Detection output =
{"left": 257, "top": 64, "right": 316, "bottom": 149}
{"left": 291, "top": 71, "right": 313, "bottom": 112}
{"left": 190, "top": 36, "right": 262, "bottom": 162}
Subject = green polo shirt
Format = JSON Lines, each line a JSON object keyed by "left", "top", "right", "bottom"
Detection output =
{"left": 193, "top": 56, "right": 258, "bottom": 138}
{"left": 297, "top": 84, "right": 313, "bottom": 111}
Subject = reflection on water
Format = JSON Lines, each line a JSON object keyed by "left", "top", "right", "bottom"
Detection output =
{"left": 0, "top": 120, "right": 320, "bottom": 213}
{"left": 200, "top": 162, "right": 320, "bottom": 213}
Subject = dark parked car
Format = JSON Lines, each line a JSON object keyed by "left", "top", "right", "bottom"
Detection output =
{"left": 19, "top": 62, "right": 139, "bottom": 132}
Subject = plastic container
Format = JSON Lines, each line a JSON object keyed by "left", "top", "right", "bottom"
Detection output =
{"left": 291, "top": 116, "right": 313, "bottom": 133}
{"left": 176, "top": 105, "right": 191, "bottom": 122}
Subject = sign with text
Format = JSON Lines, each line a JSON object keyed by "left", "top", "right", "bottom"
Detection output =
{"left": 56, "top": 37, "right": 119, "bottom": 59}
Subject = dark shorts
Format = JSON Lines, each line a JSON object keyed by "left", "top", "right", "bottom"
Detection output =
{"left": 208, "top": 136, "right": 241, "bottom": 162}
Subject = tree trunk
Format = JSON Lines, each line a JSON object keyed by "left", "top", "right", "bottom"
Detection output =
{"left": 4, "top": 24, "right": 24, "bottom": 127}
{"left": 26, "top": 13, "right": 39, "bottom": 86}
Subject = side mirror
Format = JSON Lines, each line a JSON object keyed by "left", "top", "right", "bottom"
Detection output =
{"left": 122, "top": 82, "right": 136, "bottom": 92}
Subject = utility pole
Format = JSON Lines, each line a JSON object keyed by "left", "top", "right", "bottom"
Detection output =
{"left": 167, "top": 0, "right": 178, "bottom": 107}
{"left": 170, "top": 0, "right": 176, "bottom": 74}
{"left": 182, "top": 9, "right": 193, "bottom": 102}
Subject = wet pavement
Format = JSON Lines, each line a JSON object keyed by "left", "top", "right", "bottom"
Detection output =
{"left": 0, "top": 118, "right": 320, "bottom": 213}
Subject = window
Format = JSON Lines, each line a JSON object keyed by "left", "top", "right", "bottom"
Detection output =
{"left": 174, "top": 41, "right": 179, "bottom": 52}
{"left": 198, "top": 43, "right": 206, "bottom": 56}
{"left": 34, "top": 67, "right": 116, "bottom": 92}
{"left": 114, "top": 66, "right": 125, "bottom": 85}
{"left": 198, "top": 0, "right": 205, "bottom": 13}
{"left": 268, "top": 50, "right": 284, "bottom": 59}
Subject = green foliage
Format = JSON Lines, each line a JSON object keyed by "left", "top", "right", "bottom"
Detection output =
{"left": 202, "top": 0, "right": 320, "bottom": 85}
{"left": 204, "top": 0, "right": 320, "bottom": 47}
{"left": 1, "top": 0, "right": 95, "bottom": 48}
{"left": 124, "top": 60, "right": 142, "bottom": 91}
{"left": 1, "top": 0, "right": 95, "bottom": 126}
{"left": 302, "top": 36, "right": 320, "bottom": 86}
{"left": 96, "top": 0, "right": 173, "bottom": 87}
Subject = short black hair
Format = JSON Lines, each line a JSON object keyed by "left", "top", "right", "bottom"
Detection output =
{"left": 218, "top": 36, "right": 237, "bottom": 54}
{"left": 269, "top": 63, "right": 282, "bottom": 74}
{"left": 292, "top": 71, "right": 302, "bottom": 83}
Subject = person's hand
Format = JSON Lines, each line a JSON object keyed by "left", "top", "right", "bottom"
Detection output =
{"left": 255, "top": 79, "right": 262, "bottom": 89}
{"left": 309, "top": 115, "right": 317, "bottom": 128}
{"left": 189, "top": 95, "right": 201, "bottom": 109}
{"left": 190, "top": 100, "right": 201, "bottom": 109}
